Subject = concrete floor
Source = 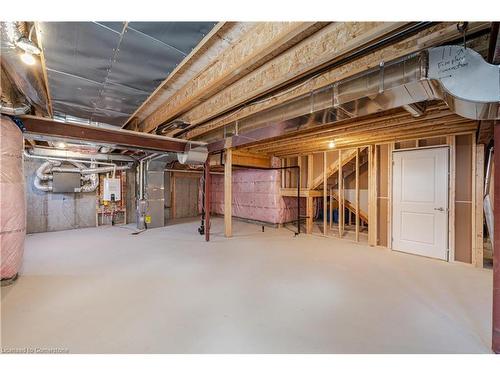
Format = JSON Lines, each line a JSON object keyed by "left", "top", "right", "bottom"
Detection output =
{"left": 0, "top": 217, "right": 493, "bottom": 353}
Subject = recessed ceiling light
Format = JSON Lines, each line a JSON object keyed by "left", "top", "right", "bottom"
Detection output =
{"left": 20, "top": 52, "right": 36, "bottom": 66}
{"left": 328, "top": 140, "right": 336, "bottom": 149}
{"left": 55, "top": 142, "right": 67, "bottom": 149}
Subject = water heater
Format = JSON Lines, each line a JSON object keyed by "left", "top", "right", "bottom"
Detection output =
{"left": 103, "top": 178, "right": 121, "bottom": 201}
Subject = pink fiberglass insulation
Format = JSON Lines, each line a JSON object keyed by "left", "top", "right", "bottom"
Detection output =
{"left": 0, "top": 116, "right": 25, "bottom": 280}
{"left": 199, "top": 169, "right": 314, "bottom": 224}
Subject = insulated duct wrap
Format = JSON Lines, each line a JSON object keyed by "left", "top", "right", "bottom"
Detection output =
{"left": 0, "top": 116, "right": 25, "bottom": 280}
{"left": 200, "top": 169, "right": 309, "bottom": 224}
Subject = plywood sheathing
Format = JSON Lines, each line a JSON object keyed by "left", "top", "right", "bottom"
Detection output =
{"left": 455, "top": 134, "right": 473, "bottom": 264}
{"left": 140, "top": 22, "right": 326, "bottom": 133}
{"left": 474, "top": 144, "right": 485, "bottom": 268}
{"left": 184, "top": 22, "right": 489, "bottom": 140}
{"left": 376, "top": 144, "right": 389, "bottom": 247}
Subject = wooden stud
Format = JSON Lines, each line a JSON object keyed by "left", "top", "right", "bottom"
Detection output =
{"left": 224, "top": 149, "right": 233, "bottom": 238}
{"left": 306, "top": 154, "right": 314, "bottom": 234}
{"left": 387, "top": 142, "right": 394, "bottom": 249}
{"left": 280, "top": 158, "right": 286, "bottom": 189}
{"left": 338, "top": 149, "right": 343, "bottom": 238}
{"left": 355, "top": 147, "right": 360, "bottom": 242}
{"left": 447, "top": 135, "right": 456, "bottom": 261}
{"left": 329, "top": 187, "right": 333, "bottom": 230}
{"left": 307, "top": 154, "right": 314, "bottom": 189}
{"left": 368, "top": 145, "right": 378, "bottom": 246}
{"left": 475, "top": 143, "right": 485, "bottom": 268}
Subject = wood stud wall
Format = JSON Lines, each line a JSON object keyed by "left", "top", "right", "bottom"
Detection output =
{"left": 274, "top": 131, "right": 482, "bottom": 267}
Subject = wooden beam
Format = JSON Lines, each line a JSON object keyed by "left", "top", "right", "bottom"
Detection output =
{"left": 232, "top": 150, "right": 270, "bottom": 168}
{"left": 34, "top": 22, "right": 53, "bottom": 118}
{"left": 224, "top": 149, "right": 233, "bottom": 238}
{"left": 141, "top": 22, "right": 326, "bottom": 133}
{"left": 21, "top": 115, "right": 198, "bottom": 153}
{"left": 280, "top": 188, "right": 323, "bottom": 198}
{"left": 184, "top": 22, "right": 489, "bottom": 140}
{"left": 355, "top": 147, "right": 360, "bottom": 242}
{"left": 368, "top": 145, "right": 378, "bottom": 246}
{"left": 474, "top": 143, "right": 485, "bottom": 268}
{"left": 268, "top": 122, "right": 477, "bottom": 157}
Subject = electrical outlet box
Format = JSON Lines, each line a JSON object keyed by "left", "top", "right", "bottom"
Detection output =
{"left": 103, "top": 178, "right": 121, "bottom": 201}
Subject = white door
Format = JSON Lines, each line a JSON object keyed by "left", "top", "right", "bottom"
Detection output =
{"left": 392, "top": 147, "right": 449, "bottom": 260}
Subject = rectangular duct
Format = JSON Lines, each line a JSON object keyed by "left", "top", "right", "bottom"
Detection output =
{"left": 203, "top": 45, "right": 500, "bottom": 152}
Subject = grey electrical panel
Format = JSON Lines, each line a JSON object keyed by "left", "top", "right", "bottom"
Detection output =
{"left": 52, "top": 172, "right": 81, "bottom": 193}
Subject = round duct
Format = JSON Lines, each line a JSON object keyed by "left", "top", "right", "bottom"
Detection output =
{"left": 177, "top": 146, "right": 208, "bottom": 165}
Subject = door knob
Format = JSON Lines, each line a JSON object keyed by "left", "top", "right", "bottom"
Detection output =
{"left": 434, "top": 207, "right": 445, "bottom": 212}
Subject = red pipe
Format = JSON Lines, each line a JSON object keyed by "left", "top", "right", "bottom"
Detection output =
{"left": 494, "top": 122, "right": 500, "bottom": 353}
{"left": 204, "top": 158, "right": 211, "bottom": 242}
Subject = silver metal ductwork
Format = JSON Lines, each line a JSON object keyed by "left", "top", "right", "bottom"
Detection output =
{"left": 207, "top": 45, "right": 500, "bottom": 151}
{"left": 0, "top": 102, "right": 31, "bottom": 116}
{"left": 334, "top": 45, "right": 499, "bottom": 121}
{"left": 177, "top": 145, "right": 209, "bottom": 165}
{"left": 25, "top": 152, "right": 131, "bottom": 193}
{"left": 0, "top": 22, "right": 49, "bottom": 114}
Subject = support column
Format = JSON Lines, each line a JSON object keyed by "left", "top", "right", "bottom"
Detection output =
{"left": 493, "top": 123, "right": 500, "bottom": 353}
{"left": 224, "top": 149, "right": 232, "bottom": 238}
{"left": 204, "top": 158, "right": 211, "bottom": 242}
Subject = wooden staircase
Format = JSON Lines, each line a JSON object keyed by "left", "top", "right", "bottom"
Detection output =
{"left": 311, "top": 148, "right": 366, "bottom": 190}
{"left": 331, "top": 191, "right": 368, "bottom": 223}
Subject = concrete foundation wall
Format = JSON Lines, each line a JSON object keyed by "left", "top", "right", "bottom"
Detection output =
{"left": 24, "top": 159, "right": 97, "bottom": 233}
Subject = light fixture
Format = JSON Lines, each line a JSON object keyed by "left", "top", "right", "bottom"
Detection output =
{"left": 15, "top": 35, "right": 41, "bottom": 66}
{"left": 16, "top": 37, "right": 41, "bottom": 55}
{"left": 20, "top": 52, "right": 36, "bottom": 66}
{"left": 328, "top": 140, "right": 336, "bottom": 149}
{"left": 55, "top": 142, "right": 67, "bottom": 149}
